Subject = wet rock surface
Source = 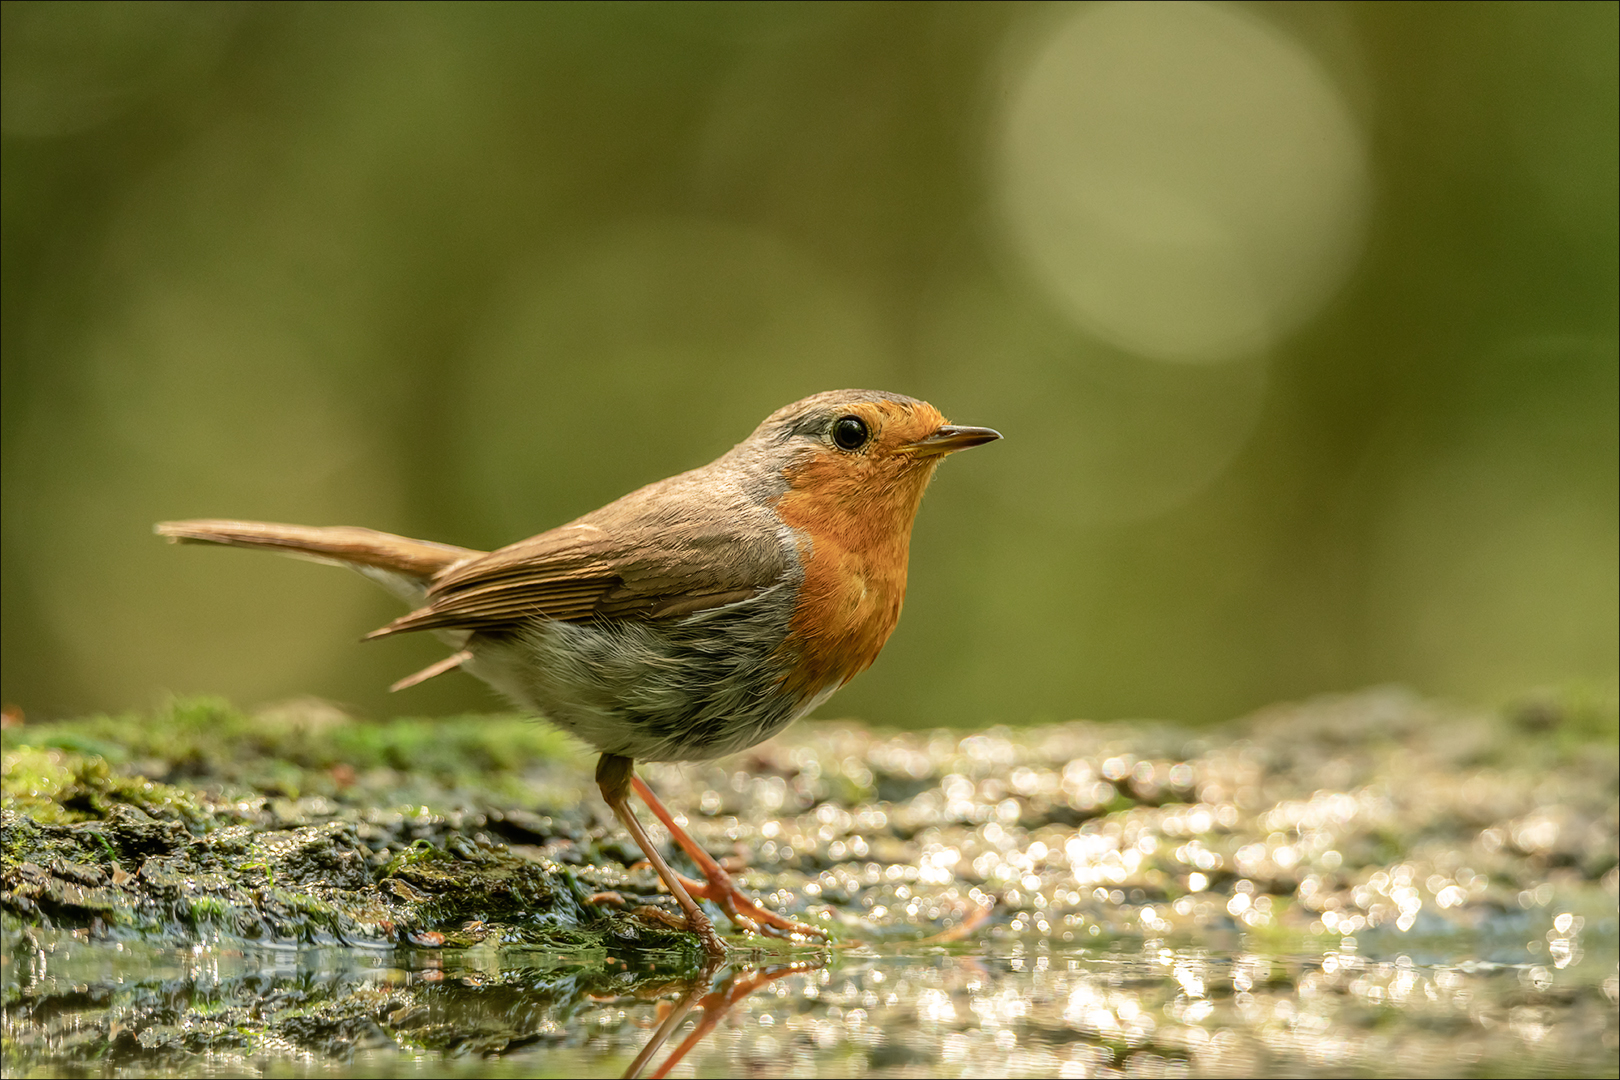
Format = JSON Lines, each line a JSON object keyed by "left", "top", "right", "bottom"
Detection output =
{"left": 1, "top": 699, "right": 696, "bottom": 959}
{"left": 2, "top": 689, "right": 1616, "bottom": 1077}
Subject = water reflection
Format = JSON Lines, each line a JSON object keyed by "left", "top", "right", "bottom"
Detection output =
{"left": 622, "top": 959, "right": 824, "bottom": 1079}
{"left": 4, "top": 925, "right": 1615, "bottom": 1077}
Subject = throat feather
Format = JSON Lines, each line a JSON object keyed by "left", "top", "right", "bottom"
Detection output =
{"left": 773, "top": 489, "right": 919, "bottom": 699}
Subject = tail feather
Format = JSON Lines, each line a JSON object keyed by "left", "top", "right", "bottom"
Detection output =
{"left": 155, "top": 519, "right": 481, "bottom": 581}
{"left": 389, "top": 648, "right": 475, "bottom": 692}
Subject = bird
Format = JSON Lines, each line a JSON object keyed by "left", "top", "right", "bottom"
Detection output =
{"left": 157, "top": 389, "right": 1000, "bottom": 956}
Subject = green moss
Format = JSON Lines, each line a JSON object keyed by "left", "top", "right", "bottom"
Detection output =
{"left": 2, "top": 696, "right": 575, "bottom": 799}
{"left": 187, "top": 896, "right": 231, "bottom": 925}
{"left": 0, "top": 697, "right": 716, "bottom": 961}
{"left": 1, "top": 743, "right": 225, "bottom": 832}
{"left": 1, "top": 745, "right": 79, "bottom": 809}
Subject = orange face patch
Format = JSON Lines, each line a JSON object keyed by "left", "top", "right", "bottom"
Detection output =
{"left": 772, "top": 398, "right": 951, "bottom": 698}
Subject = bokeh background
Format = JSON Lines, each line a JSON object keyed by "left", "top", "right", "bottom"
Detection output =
{"left": 3, "top": 1, "right": 1615, "bottom": 728}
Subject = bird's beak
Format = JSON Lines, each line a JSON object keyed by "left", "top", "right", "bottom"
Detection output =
{"left": 904, "top": 424, "right": 1003, "bottom": 457}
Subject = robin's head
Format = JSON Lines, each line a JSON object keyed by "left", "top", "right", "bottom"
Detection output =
{"left": 737, "top": 390, "right": 1000, "bottom": 527}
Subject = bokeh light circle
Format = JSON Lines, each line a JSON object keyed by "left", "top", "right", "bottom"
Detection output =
{"left": 996, "top": 1, "right": 1369, "bottom": 362}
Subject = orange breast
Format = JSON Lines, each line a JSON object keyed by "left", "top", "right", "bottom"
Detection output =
{"left": 772, "top": 460, "right": 933, "bottom": 700}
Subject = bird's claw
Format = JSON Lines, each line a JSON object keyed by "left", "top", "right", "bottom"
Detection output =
{"left": 678, "top": 872, "right": 828, "bottom": 942}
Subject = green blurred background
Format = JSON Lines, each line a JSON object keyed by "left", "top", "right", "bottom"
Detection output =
{"left": 3, "top": 1, "right": 1615, "bottom": 728}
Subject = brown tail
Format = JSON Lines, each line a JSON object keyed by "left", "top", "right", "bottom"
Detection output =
{"left": 155, "top": 519, "right": 481, "bottom": 580}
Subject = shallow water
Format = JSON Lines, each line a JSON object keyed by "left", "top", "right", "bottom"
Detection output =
{"left": 4, "top": 689, "right": 1617, "bottom": 1077}
{"left": 6, "top": 921, "right": 1616, "bottom": 1078}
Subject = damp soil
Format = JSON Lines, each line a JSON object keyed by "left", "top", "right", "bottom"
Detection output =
{"left": 2, "top": 689, "right": 1616, "bottom": 1077}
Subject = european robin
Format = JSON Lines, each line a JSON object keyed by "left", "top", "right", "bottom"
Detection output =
{"left": 157, "top": 389, "right": 1000, "bottom": 956}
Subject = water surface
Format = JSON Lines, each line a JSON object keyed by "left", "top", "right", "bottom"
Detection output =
{"left": 4, "top": 689, "right": 1616, "bottom": 1076}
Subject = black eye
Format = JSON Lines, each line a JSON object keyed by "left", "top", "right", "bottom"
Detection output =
{"left": 831, "top": 415, "right": 869, "bottom": 451}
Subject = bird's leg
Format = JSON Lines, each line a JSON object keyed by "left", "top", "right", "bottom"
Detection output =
{"left": 628, "top": 961, "right": 821, "bottom": 1079}
{"left": 632, "top": 775, "right": 828, "bottom": 941}
{"left": 597, "top": 754, "right": 728, "bottom": 958}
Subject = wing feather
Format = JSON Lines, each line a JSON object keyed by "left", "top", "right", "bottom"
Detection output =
{"left": 369, "top": 473, "right": 791, "bottom": 638}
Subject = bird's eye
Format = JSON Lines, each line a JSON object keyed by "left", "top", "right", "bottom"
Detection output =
{"left": 831, "top": 415, "right": 870, "bottom": 451}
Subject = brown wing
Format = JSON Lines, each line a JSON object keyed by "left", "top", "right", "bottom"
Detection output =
{"left": 369, "top": 472, "right": 791, "bottom": 639}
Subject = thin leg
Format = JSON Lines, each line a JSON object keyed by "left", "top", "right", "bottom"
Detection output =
{"left": 632, "top": 775, "right": 827, "bottom": 941}
{"left": 641, "top": 962, "right": 819, "bottom": 1079}
{"left": 597, "top": 754, "right": 727, "bottom": 958}
{"left": 622, "top": 989, "right": 697, "bottom": 1080}
{"left": 620, "top": 960, "right": 819, "bottom": 1080}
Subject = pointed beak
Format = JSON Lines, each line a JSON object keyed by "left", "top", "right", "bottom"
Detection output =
{"left": 905, "top": 424, "right": 1003, "bottom": 457}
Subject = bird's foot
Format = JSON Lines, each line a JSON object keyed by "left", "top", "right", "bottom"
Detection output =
{"left": 677, "top": 870, "right": 827, "bottom": 942}
{"left": 628, "top": 774, "right": 827, "bottom": 943}
{"left": 626, "top": 902, "right": 729, "bottom": 955}
{"left": 686, "top": 908, "right": 731, "bottom": 957}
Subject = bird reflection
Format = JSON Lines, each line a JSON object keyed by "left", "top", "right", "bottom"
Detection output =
{"left": 620, "top": 956, "right": 825, "bottom": 1079}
